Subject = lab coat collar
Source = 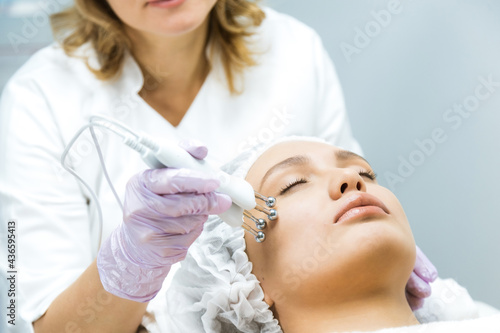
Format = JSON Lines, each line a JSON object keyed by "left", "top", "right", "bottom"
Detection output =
{"left": 119, "top": 50, "right": 144, "bottom": 94}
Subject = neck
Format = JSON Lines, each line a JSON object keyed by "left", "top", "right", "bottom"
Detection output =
{"left": 125, "top": 18, "right": 210, "bottom": 95}
{"left": 278, "top": 291, "right": 419, "bottom": 333}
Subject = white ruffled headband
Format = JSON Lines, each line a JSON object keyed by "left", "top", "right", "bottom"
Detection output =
{"left": 162, "top": 136, "right": 326, "bottom": 333}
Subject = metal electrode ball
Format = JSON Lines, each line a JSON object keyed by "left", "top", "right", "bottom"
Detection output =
{"left": 268, "top": 209, "right": 278, "bottom": 220}
{"left": 256, "top": 231, "right": 266, "bottom": 243}
{"left": 266, "top": 196, "right": 276, "bottom": 207}
{"left": 242, "top": 194, "right": 278, "bottom": 242}
{"left": 256, "top": 219, "right": 267, "bottom": 230}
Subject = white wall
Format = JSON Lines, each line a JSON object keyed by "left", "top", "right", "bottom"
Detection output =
{"left": 267, "top": 0, "right": 500, "bottom": 308}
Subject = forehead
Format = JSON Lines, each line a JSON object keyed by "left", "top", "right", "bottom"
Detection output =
{"left": 245, "top": 141, "right": 340, "bottom": 181}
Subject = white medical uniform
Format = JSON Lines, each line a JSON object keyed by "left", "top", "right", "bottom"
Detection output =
{"left": 0, "top": 7, "right": 360, "bottom": 332}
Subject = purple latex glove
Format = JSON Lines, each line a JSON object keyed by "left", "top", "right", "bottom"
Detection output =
{"left": 97, "top": 140, "right": 232, "bottom": 302}
{"left": 406, "top": 245, "right": 438, "bottom": 310}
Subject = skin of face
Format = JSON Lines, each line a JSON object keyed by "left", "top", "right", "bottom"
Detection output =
{"left": 106, "top": 0, "right": 218, "bottom": 37}
{"left": 244, "top": 141, "right": 416, "bottom": 317}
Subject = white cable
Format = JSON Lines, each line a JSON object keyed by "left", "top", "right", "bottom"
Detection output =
{"left": 61, "top": 120, "right": 142, "bottom": 252}
{"left": 89, "top": 126, "right": 124, "bottom": 212}
{"left": 60, "top": 124, "right": 105, "bottom": 251}
{"left": 89, "top": 115, "right": 139, "bottom": 139}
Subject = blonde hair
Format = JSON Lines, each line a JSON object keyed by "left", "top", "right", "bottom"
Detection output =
{"left": 50, "top": 0, "right": 265, "bottom": 94}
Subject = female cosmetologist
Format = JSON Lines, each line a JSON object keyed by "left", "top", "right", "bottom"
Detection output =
{"left": 0, "top": 0, "right": 437, "bottom": 331}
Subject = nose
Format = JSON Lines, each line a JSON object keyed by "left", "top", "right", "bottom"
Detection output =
{"left": 328, "top": 169, "right": 367, "bottom": 200}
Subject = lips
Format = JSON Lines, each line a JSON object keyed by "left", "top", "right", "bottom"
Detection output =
{"left": 147, "top": 0, "right": 185, "bottom": 8}
{"left": 333, "top": 192, "right": 389, "bottom": 224}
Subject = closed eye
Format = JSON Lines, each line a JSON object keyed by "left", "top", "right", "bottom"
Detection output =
{"left": 359, "top": 170, "right": 377, "bottom": 181}
{"left": 279, "top": 178, "right": 308, "bottom": 196}
{"left": 278, "top": 170, "right": 375, "bottom": 196}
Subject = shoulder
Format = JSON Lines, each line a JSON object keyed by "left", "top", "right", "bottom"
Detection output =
{"left": 5, "top": 43, "right": 100, "bottom": 93}
{"left": 259, "top": 7, "right": 319, "bottom": 40}
{"left": 1, "top": 42, "right": 143, "bottom": 119}
{"left": 256, "top": 7, "right": 323, "bottom": 50}
{"left": 248, "top": 7, "right": 327, "bottom": 70}
{"left": 241, "top": 7, "right": 333, "bottom": 87}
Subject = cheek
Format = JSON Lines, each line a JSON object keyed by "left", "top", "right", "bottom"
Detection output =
{"left": 106, "top": 2, "right": 144, "bottom": 29}
{"left": 107, "top": 1, "right": 134, "bottom": 17}
{"left": 376, "top": 188, "right": 413, "bottom": 233}
{"left": 246, "top": 198, "right": 315, "bottom": 277}
{"left": 266, "top": 197, "right": 342, "bottom": 272}
{"left": 273, "top": 196, "right": 327, "bottom": 240}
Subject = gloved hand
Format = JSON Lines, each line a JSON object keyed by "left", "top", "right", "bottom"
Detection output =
{"left": 97, "top": 140, "right": 232, "bottom": 302}
{"left": 406, "top": 246, "right": 438, "bottom": 310}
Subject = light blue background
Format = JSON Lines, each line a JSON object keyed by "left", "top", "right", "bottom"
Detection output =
{"left": 1, "top": 0, "right": 499, "bottom": 309}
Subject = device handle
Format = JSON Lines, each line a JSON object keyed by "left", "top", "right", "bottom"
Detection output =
{"left": 143, "top": 140, "right": 256, "bottom": 211}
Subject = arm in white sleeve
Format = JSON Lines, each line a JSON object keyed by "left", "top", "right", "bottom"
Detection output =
{"left": 0, "top": 73, "right": 93, "bottom": 327}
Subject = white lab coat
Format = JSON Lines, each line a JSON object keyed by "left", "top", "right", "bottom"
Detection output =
{"left": 0, "top": 7, "right": 360, "bottom": 332}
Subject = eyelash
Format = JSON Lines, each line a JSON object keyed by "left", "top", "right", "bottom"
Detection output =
{"left": 279, "top": 178, "right": 308, "bottom": 195}
{"left": 359, "top": 170, "right": 377, "bottom": 181}
{"left": 278, "top": 170, "right": 377, "bottom": 195}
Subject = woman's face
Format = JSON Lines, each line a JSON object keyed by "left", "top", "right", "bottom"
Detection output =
{"left": 106, "top": 0, "right": 218, "bottom": 37}
{"left": 244, "top": 141, "right": 416, "bottom": 309}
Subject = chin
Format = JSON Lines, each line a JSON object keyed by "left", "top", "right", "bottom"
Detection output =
{"left": 145, "top": 22, "right": 197, "bottom": 37}
{"left": 345, "top": 220, "right": 416, "bottom": 282}
{"left": 148, "top": 10, "right": 210, "bottom": 36}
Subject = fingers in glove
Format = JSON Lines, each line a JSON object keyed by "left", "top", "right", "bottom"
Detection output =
{"left": 178, "top": 138, "right": 208, "bottom": 160}
{"left": 132, "top": 226, "right": 205, "bottom": 266}
{"left": 414, "top": 246, "right": 438, "bottom": 283}
{"left": 150, "top": 213, "right": 210, "bottom": 234}
{"left": 123, "top": 212, "right": 207, "bottom": 239}
{"left": 406, "top": 271, "right": 431, "bottom": 299}
{"left": 140, "top": 191, "right": 232, "bottom": 218}
{"left": 141, "top": 168, "right": 222, "bottom": 195}
{"left": 130, "top": 212, "right": 208, "bottom": 235}
{"left": 406, "top": 291, "right": 424, "bottom": 311}
{"left": 150, "top": 229, "right": 204, "bottom": 260}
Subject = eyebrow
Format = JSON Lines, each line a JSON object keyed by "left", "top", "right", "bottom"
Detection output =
{"left": 259, "top": 155, "right": 310, "bottom": 190}
{"left": 258, "top": 150, "right": 371, "bottom": 190}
